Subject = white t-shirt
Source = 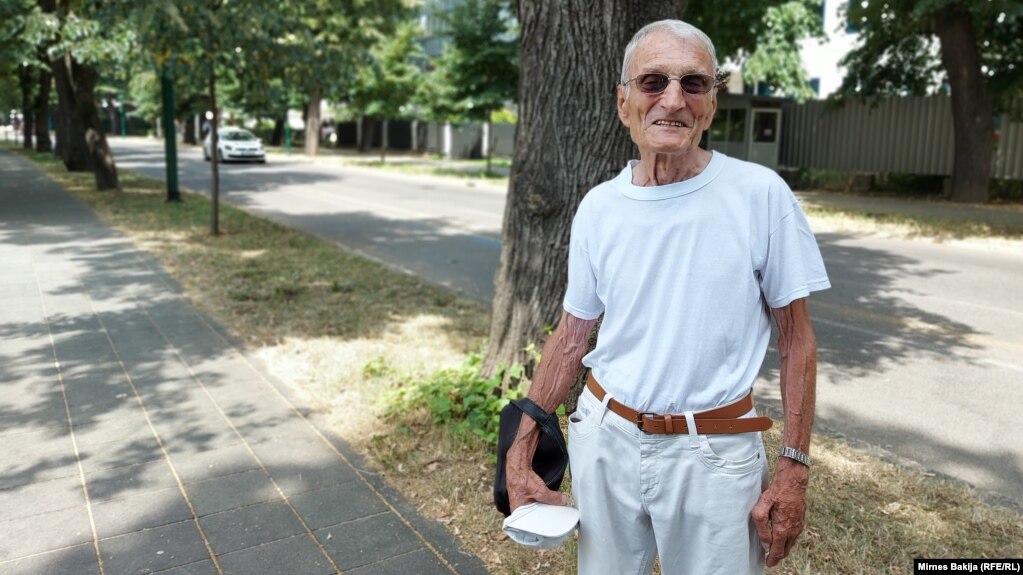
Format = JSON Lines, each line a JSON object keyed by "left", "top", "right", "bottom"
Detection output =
{"left": 563, "top": 151, "right": 830, "bottom": 413}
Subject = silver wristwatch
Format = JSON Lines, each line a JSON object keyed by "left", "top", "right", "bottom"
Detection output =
{"left": 779, "top": 446, "right": 811, "bottom": 467}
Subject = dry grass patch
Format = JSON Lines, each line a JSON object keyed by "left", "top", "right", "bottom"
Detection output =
{"left": 802, "top": 205, "right": 1023, "bottom": 246}
{"left": 12, "top": 145, "right": 1021, "bottom": 575}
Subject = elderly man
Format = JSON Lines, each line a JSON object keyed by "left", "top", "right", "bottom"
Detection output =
{"left": 504, "top": 19, "right": 830, "bottom": 574}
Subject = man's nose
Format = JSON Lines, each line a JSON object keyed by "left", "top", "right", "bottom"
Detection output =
{"left": 659, "top": 80, "right": 687, "bottom": 110}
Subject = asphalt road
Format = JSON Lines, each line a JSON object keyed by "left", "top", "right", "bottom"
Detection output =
{"left": 108, "top": 137, "right": 1023, "bottom": 509}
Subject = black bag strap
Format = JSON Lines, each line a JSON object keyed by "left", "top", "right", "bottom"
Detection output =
{"left": 511, "top": 398, "right": 566, "bottom": 457}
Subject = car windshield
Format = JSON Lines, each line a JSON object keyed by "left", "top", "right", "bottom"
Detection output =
{"left": 221, "top": 130, "right": 257, "bottom": 142}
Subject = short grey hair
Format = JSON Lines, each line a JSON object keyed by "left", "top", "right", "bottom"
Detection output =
{"left": 620, "top": 20, "right": 718, "bottom": 87}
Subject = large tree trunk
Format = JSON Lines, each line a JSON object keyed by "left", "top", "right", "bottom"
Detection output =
{"left": 20, "top": 66, "right": 35, "bottom": 151}
{"left": 183, "top": 114, "right": 197, "bottom": 145}
{"left": 482, "top": 0, "right": 680, "bottom": 379}
{"left": 270, "top": 116, "right": 285, "bottom": 146}
{"left": 33, "top": 61, "right": 53, "bottom": 153}
{"left": 51, "top": 54, "right": 118, "bottom": 190}
{"left": 304, "top": 88, "right": 321, "bottom": 156}
{"left": 51, "top": 56, "right": 87, "bottom": 170}
{"left": 934, "top": 6, "right": 993, "bottom": 204}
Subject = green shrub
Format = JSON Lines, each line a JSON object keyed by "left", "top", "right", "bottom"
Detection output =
{"left": 384, "top": 352, "right": 524, "bottom": 446}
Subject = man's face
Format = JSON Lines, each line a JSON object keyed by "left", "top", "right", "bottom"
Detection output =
{"left": 616, "top": 32, "right": 717, "bottom": 159}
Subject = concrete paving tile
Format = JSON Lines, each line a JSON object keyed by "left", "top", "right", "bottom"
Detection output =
{"left": 0, "top": 542, "right": 100, "bottom": 575}
{"left": 167, "top": 443, "right": 261, "bottom": 484}
{"left": 230, "top": 412, "right": 312, "bottom": 443}
{"left": 50, "top": 333, "right": 117, "bottom": 363}
{"left": 0, "top": 475, "right": 85, "bottom": 521}
{"left": 61, "top": 367, "right": 133, "bottom": 408}
{"left": 0, "top": 424, "right": 72, "bottom": 455}
{"left": 157, "top": 423, "right": 239, "bottom": 455}
{"left": 2, "top": 430, "right": 76, "bottom": 466}
{"left": 0, "top": 411, "right": 68, "bottom": 439}
{"left": 66, "top": 395, "right": 140, "bottom": 428}
{"left": 73, "top": 409, "right": 154, "bottom": 449}
{"left": 267, "top": 461, "right": 360, "bottom": 498}
{"left": 185, "top": 469, "right": 279, "bottom": 517}
{"left": 0, "top": 269, "right": 36, "bottom": 284}
{"left": 199, "top": 500, "right": 305, "bottom": 555}
{"left": 91, "top": 486, "right": 194, "bottom": 539}
{"left": 0, "top": 505, "right": 93, "bottom": 561}
{"left": 345, "top": 548, "right": 452, "bottom": 575}
{"left": 315, "top": 512, "right": 422, "bottom": 571}
{"left": 0, "top": 300, "right": 44, "bottom": 322}
{"left": 150, "top": 559, "right": 218, "bottom": 575}
{"left": 249, "top": 434, "right": 340, "bottom": 469}
{"left": 83, "top": 459, "right": 178, "bottom": 502}
{"left": 218, "top": 533, "right": 334, "bottom": 575}
{"left": 289, "top": 481, "right": 388, "bottom": 530}
{"left": 78, "top": 435, "right": 165, "bottom": 473}
{"left": 0, "top": 281, "right": 38, "bottom": 298}
{"left": 99, "top": 520, "right": 210, "bottom": 575}
{"left": 0, "top": 453, "right": 80, "bottom": 489}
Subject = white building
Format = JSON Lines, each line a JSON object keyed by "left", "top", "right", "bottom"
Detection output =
{"left": 798, "top": 0, "right": 859, "bottom": 98}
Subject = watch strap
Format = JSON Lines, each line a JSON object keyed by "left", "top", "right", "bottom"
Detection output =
{"left": 779, "top": 446, "right": 811, "bottom": 467}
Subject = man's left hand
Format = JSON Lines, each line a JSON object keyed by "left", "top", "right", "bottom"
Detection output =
{"left": 751, "top": 458, "right": 809, "bottom": 567}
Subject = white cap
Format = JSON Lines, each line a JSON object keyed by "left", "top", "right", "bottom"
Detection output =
{"left": 502, "top": 503, "right": 580, "bottom": 549}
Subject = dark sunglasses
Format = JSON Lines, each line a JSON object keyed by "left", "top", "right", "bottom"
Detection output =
{"left": 623, "top": 73, "right": 715, "bottom": 95}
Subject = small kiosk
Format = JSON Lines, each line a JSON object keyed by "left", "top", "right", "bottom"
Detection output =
{"left": 704, "top": 93, "right": 786, "bottom": 170}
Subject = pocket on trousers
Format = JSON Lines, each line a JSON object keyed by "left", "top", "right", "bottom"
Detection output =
{"left": 696, "top": 432, "right": 764, "bottom": 475}
{"left": 568, "top": 391, "right": 601, "bottom": 442}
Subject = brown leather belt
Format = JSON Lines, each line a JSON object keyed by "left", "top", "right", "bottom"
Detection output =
{"left": 585, "top": 372, "right": 773, "bottom": 435}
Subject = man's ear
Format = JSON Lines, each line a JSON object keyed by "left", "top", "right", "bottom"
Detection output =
{"left": 616, "top": 84, "right": 630, "bottom": 127}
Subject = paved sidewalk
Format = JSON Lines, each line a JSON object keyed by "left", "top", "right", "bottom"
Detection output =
{"left": 0, "top": 149, "right": 488, "bottom": 574}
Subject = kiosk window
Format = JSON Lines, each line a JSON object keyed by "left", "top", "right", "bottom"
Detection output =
{"left": 753, "top": 111, "right": 778, "bottom": 143}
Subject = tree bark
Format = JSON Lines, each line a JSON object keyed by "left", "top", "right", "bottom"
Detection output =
{"left": 183, "top": 114, "right": 197, "bottom": 145}
{"left": 20, "top": 66, "right": 35, "bottom": 151}
{"left": 50, "top": 54, "right": 118, "bottom": 189}
{"left": 304, "top": 88, "right": 321, "bottom": 156}
{"left": 482, "top": 0, "right": 680, "bottom": 379}
{"left": 270, "top": 116, "right": 284, "bottom": 146}
{"left": 34, "top": 61, "right": 53, "bottom": 153}
{"left": 50, "top": 55, "right": 87, "bottom": 170}
{"left": 934, "top": 5, "right": 993, "bottom": 203}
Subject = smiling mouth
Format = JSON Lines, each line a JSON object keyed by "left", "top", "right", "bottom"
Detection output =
{"left": 653, "top": 120, "right": 687, "bottom": 128}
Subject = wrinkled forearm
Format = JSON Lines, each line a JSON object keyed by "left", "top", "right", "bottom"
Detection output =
{"left": 771, "top": 298, "right": 817, "bottom": 479}
{"left": 506, "top": 311, "right": 597, "bottom": 508}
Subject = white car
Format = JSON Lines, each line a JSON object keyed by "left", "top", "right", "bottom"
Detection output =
{"left": 203, "top": 127, "right": 266, "bottom": 163}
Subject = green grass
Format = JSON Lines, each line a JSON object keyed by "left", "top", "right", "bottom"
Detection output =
{"left": 8, "top": 142, "right": 1023, "bottom": 575}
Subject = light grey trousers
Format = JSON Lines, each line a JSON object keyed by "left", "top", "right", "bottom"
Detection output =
{"left": 568, "top": 387, "right": 768, "bottom": 575}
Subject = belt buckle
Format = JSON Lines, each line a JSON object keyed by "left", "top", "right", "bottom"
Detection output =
{"left": 635, "top": 412, "right": 656, "bottom": 431}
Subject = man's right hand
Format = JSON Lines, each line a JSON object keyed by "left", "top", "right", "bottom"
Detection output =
{"left": 502, "top": 311, "right": 596, "bottom": 512}
{"left": 505, "top": 428, "right": 569, "bottom": 511}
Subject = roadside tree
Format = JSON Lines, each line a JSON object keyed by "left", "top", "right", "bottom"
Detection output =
{"left": 838, "top": 0, "right": 1023, "bottom": 203}
{"left": 433, "top": 0, "right": 518, "bottom": 173}
{"left": 274, "top": 0, "right": 409, "bottom": 157}
{"left": 44, "top": 0, "right": 120, "bottom": 190}
{"left": 348, "top": 21, "right": 422, "bottom": 162}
